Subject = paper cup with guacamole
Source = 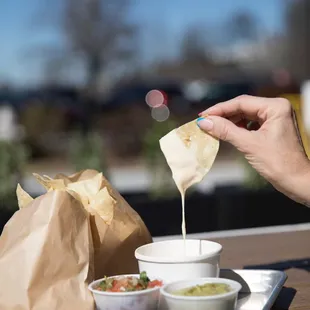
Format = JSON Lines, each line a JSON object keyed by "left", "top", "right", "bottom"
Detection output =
{"left": 159, "top": 277, "right": 241, "bottom": 310}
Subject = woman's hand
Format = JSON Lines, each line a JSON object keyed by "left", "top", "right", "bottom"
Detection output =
{"left": 197, "top": 95, "right": 310, "bottom": 205}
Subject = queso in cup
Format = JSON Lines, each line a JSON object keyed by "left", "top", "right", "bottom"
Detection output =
{"left": 135, "top": 239, "right": 222, "bottom": 282}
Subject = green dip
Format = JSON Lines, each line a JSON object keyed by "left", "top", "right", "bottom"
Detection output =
{"left": 172, "top": 283, "right": 231, "bottom": 297}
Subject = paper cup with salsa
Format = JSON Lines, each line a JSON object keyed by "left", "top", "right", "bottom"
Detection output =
{"left": 88, "top": 272, "right": 163, "bottom": 310}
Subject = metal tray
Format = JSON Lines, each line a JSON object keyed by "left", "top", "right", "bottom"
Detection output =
{"left": 220, "top": 269, "right": 287, "bottom": 310}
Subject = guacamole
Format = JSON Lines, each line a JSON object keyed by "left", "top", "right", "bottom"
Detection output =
{"left": 172, "top": 283, "right": 231, "bottom": 296}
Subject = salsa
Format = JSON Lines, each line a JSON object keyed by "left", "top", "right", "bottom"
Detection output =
{"left": 172, "top": 283, "right": 231, "bottom": 296}
{"left": 95, "top": 272, "right": 163, "bottom": 292}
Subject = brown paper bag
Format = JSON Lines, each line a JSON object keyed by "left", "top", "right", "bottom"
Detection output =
{"left": 53, "top": 169, "right": 153, "bottom": 278}
{"left": 0, "top": 169, "right": 152, "bottom": 310}
{"left": 0, "top": 190, "right": 95, "bottom": 310}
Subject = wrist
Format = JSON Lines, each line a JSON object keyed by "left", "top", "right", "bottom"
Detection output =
{"left": 282, "top": 159, "right": 310, "bottom": 206}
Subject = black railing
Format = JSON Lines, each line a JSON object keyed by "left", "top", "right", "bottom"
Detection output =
{"left": 1, "top": 185, "right": 310, "bottom": 236}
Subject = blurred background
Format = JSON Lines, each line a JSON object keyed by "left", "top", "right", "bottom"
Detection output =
{"left": 1, "top": 0, "right": 310, "bottom": 235}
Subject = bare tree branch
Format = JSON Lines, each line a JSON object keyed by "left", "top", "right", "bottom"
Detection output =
{"left": 64, "top": 0, "right": 137, "bottom": 70}
{"left": 226, "top": 11, "right": 260, "bottom": 43}
{"left": 34, "top": 0, "right": 138, "bottom": 91}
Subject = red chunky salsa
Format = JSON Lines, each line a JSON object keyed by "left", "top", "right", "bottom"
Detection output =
{"left": 95, "top": 272, "right": 163, "bottom": 292}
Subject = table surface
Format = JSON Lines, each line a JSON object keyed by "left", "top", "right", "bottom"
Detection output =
{"left": 209, "top": 230, "right": 310, "bottom": 310}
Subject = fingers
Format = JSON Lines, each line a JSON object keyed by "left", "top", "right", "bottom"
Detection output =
{"left": 197, "top": 115, "right": 251, "bottom": 149}
{"left": 228, "top": 115, "right": 243, "bottom": 124}
{"left": 228, "top": 116, "right": 261, "bottom": 130}
{"left": 199, "top": 95, "right": 269, "bottom": 122}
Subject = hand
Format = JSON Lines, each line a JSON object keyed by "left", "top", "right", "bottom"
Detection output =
{"left": 197, "top": 95, "right": 310, "bottom": 205}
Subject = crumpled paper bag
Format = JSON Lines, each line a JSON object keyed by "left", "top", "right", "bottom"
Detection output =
{"left": 0, "top": 169, "right": 152, "bottom": 310}
{"left": 0, "top": 190, "right": 95, "bottom": 310}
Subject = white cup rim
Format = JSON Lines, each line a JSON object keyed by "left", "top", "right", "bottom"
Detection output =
{"left": 160, "top": 277, "right": 242, "bottom": 301}
{"left": 135, "top": 239, "right": 222, "bottom": 263}
{"left": 88, "top": 274, "right": 163, "bottom": 297}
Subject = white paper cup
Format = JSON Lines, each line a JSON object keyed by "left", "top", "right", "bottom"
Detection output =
{"left": 135, "top": 239, "right": 222, "bottom": 282}
{"left": 159, "top": 277, "right": 242, "bottom": 310}
{"left": 88, "top": 274, "right": 162, "bottom": 310}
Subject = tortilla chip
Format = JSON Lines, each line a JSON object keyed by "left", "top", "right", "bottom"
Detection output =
{"left": 31, "top": 172, "right": 115, "bottom": 223}
{"left": 159, "top": 119, "right": 219, "bottom": 190}
{"left": 89, "top": 187, "right": 115, "bottom": 225}
{"left": 52, "top": 173, "right": 72, "bottom": 186}
{"left": 64, "top": 170, "right": 100, "bottom": 183}
{"left": 177, "top": 120, "right": 219, "bottom": 171}
{"left": 66, "top": 173, "right": 103, "bottom": 207}
{"left": 16, "top": 184, "right": 34, "bottom": 209}
{"left": 33, "top": 173, "right": 66, "bottom": 192}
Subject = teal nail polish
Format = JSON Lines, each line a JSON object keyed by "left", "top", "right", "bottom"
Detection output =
{"left": 197, "top": 117, "right": 205, "bottom": 122}
{"left": 196, "top": 117, "right": 205, "bottom": 127}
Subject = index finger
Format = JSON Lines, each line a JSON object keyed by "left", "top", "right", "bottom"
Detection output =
{"left": 199, "top": 95, "right": 269, "bottom": 122}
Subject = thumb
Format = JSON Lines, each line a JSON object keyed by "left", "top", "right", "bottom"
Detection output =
{"left": 197, "top": 116, "right": 249, "bottom": 147}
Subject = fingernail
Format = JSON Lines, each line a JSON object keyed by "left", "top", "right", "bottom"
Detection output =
{"left": 199, "top": 105, "right": 214, "bottom": 114}
{"left": 198, "top": 111, "right": 209, "bottom": 116}
{"left": 196, "top": 117, "right": 213, "bottom": 131}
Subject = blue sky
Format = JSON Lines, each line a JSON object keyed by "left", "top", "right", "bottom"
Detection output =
{"left": 0, "top": 0, "right": 286, "bottom": 86}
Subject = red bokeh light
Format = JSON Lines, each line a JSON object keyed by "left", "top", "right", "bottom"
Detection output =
{"left": 145, "top": 89, "right": 168, "bottom": 108}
